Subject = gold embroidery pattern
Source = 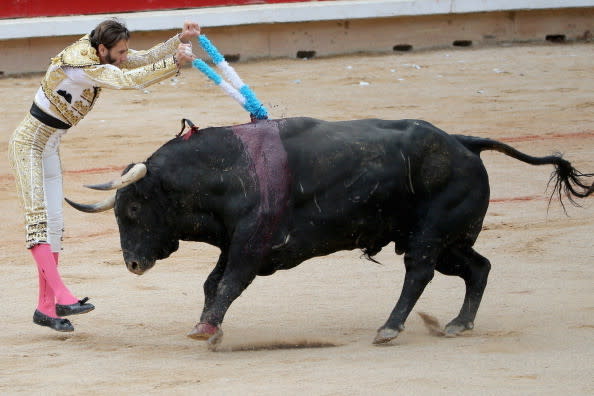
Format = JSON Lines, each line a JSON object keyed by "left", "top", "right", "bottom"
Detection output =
{"left": 59, "top": 35, "right": 101, "bottom": 67}
{"left": 81, "top": 87, "right": 101, "bottom": 110}
{"left": 39, "top": 35, "right": 174, "bottom": 126}
{"left": 73, "top": 86, "right": 101, "bottom": 116}
{"left": 40, "top": 66, "right": 81, "bottom": 125}
{"left": 85, "top": 56, "right": 178, "bottom": 89}
{"left": 39, "top": 36, "right": 101, "bottom": 126}
{"left": 122, "top": 34, "right": 181, "bottom": 69}
{"left": 88, "top": 87, "right": 102, "bottom": 112}
{"left": 81, "top": 88, "right": 95, "bottom": 102}
{"left": 8, "top": 114, "right": 59, "bottom": 248}
{"left": 72, "top": 99, "right": 89, "bottom": 116}
{"left": 41, "top": 70, "right": 102, "bottom": 126}
{"left": 41, "top": 84, "right": 80, "bottom": 125}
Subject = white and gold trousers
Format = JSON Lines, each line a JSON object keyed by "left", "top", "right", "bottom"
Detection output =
{"left": 9, "top": 113, "right": 67, "bottom": 251}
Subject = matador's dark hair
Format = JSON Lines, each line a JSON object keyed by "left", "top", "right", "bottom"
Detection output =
{"left": 89, "top": 19, "right": 130, "bottom": 50}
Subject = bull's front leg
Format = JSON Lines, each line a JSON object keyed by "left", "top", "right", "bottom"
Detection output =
{"left": 186, "top": 252, "right": 227, "bottom": 343}
{"left": 201, "top": 251, "right": 228, "bottom": 316}
{"left": 187, "top": 245, "right": 259, "bottom": 347}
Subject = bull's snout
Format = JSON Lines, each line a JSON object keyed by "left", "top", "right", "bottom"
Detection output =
{"left": 125, "top": 258, "right": 155, "bottom": 275}
{"left": 126, "top": 260, "right": 144, "bottom": 275}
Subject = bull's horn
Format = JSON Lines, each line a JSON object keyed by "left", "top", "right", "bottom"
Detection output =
{"left": 64, "top": 195, "right": 115, "bottom": 213}
{"left": 84, "top": 163, "right": 147, "bottom": 191}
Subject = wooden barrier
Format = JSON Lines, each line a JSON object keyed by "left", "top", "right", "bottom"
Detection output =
{"left": 0, "top": 1, "right": 592, "bottom": 76}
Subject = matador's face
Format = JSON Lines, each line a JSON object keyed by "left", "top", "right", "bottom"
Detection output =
{"left": 99, "top": 39, "right": 129, "bottom": 67}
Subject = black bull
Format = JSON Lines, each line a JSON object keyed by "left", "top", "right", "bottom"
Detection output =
{"left": 67, "top": 117, "right": 593, "bottom": 346}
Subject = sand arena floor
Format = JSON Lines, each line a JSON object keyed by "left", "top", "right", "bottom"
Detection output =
{"left": 1, "top": 42, "right": 593, "bottom": 394}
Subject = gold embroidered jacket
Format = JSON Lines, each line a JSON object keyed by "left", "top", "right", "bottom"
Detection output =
{"left": 37, "top": 34, "right": 181, "bottom": 126}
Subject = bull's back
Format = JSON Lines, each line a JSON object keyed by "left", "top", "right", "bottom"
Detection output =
{"left": 278, "top": 117, "right": 463, "bottom": 202}
{"left": 273, "top": 120, "right": 456, "bottom": 253}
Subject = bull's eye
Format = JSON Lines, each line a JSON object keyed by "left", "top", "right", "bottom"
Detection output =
{"left": 127, "top": 202, "right": 141, "bottom": 219}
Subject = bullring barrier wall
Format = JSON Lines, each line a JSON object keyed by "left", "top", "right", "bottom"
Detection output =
{"left": 0, "top": 0, "right": 592, "bottom": 75}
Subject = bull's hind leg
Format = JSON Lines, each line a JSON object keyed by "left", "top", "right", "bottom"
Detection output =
{"left": 436, "top": 246, "right": 491, "bottom": 336}
{"left": 374, "top": 240, "right": 441, "bottom": 344}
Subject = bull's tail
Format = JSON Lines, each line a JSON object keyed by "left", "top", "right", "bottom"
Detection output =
{"left": 454, "top": 134, "right": 594, "bottom": 209}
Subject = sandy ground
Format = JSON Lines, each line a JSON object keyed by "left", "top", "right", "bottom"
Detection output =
{"left": 1, "top": 42, "right": 593, "bottom": 395}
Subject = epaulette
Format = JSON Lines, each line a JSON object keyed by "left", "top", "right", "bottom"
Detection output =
{"left": 54, "top": 35, "right": 101, "bottom": 67}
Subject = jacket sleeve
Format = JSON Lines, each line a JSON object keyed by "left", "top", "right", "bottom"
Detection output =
{"left": 120, "top": 34, "right": 182, "bottom": 69}
{"left": 81, "top": 56, "right": 179, "bottom": 90}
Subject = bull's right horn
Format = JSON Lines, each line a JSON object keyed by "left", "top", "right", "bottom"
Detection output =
{"left": 84, "top": 163, "right": 147, "bottom": 191}
{"left": 64, "top": 195, "right": 115, "bottom": 213}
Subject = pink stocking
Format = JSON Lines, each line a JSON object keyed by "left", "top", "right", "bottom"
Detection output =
{"left": 37, "top": 269, "right": 57, "bottom": 317}
{"left": 35, "top": 252, "right": 61, "bottom": 317}
{"left": 31, "top": 244, "right": 77, "bottom": 308}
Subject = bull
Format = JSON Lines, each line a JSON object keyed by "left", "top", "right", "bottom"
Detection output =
{"left": 66, "top": 117, "right": 593, "bottom": 346}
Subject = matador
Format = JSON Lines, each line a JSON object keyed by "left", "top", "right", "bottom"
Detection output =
{"left": 8, "top": 19, "right": 199, "bottom": 332}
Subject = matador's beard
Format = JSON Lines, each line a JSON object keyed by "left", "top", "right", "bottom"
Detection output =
{"left": 106, "top": 53, "right": 118, "bottom": 66}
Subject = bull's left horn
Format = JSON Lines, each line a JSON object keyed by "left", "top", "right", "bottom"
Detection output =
{"left": 84, "top": 163, "right": 147, "bottom": 191}
{"left": 64, "top": 195, "right": 115, "bottom": 213}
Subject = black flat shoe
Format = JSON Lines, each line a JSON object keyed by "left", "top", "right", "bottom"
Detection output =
{"left": 56, "top": 297, "right": 95, "bottom": 317}
{"left": 33, "top": 310, "right": 74, "bottom": 332}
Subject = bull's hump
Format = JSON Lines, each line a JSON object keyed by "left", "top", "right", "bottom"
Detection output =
{"left": 231, "top": 120, "right": 286, "bottom": 159}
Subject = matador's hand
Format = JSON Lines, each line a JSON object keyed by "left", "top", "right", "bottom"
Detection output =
{"left": 180, "top": 21, "right": 201, "bottom": 43}
{"left": 175, "top": 43, "right": 195, "bottom": 66}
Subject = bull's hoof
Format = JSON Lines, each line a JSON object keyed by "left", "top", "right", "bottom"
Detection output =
{"left": 444, "top": 320, "right": 473, "bottom": 337}
{"left": 187, "top": 322, "right": 220, "bottom": 341}
{"left": 373, "top": 327, "right": 401, "bottom": 345}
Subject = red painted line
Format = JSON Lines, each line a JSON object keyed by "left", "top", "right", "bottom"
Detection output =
{"left": 64, "top": 166, "right": 123, "bottom": 175}
{"left": 490, "top": 195, "right": 543, "bottom": 203}
{"left": 79, "top": 231, "right": 113, "bottom": 239}
{"left": 498, "top": 131, "right": 594, "bottom": 143}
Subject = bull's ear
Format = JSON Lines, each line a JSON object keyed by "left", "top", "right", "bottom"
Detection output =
{"left": 84, "top": 163, "right": 147, "bottom": 191}
{"left": 64, "top": 195, "right": 115, "bottom": 213}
